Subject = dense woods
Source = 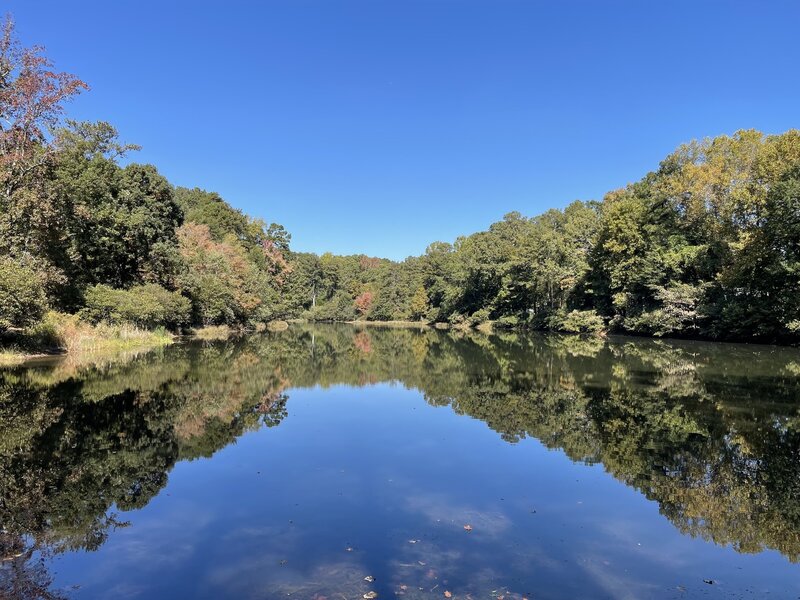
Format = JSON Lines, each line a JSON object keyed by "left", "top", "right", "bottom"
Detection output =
{"left": 2, "top": 19, "right": 800, "bottom": 345}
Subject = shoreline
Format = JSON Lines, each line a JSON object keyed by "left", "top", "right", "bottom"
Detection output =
{"left": 5, "top": 316, "right": 798, "bottom": 369}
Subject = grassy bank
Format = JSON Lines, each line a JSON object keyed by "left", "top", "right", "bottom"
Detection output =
{"left": 0, "top": 312, "right": 175, "bottom": 367}
{"left": 0, "top": 316, "right": 298, "bottom": 368}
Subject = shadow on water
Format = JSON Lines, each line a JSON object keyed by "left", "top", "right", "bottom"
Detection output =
{"left": 1, "top": 324, "right": 799, "bottom": 598}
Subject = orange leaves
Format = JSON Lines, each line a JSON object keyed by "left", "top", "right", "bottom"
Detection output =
{"left": 354, "top": 291, "right": 374, "bottom": 316}
{"left": 177, "top": 222, "right": 266, "bottom": 321}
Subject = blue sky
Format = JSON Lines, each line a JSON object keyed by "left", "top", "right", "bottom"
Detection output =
{"left": 6, "top": 1, "right": 799, "bottom": 259}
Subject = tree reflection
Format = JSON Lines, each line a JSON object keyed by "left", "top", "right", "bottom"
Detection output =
{"left": 1, "top": 324, "right": 799, "bottom": 599}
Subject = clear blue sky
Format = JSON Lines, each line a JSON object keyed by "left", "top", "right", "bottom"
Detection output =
{"left": 6, "top": 1, "right": 799, "bottom": 259}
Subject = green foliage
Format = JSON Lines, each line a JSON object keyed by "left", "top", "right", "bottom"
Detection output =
{"left": 306, "top": 291, "right": 357, "bottom": 322}
{"left": 81, "top": 284, "right": 190, "bottom": 330}
{"left": 548, "top": 309, "right": 605, "bottom": 334}
{"left": 0, "top": 257, "right": 47, "bottom": 331}
{"left": 45, "top": 124, "right": 184, "bottom": 305}
{"left": 409, "top": 286, "right": 430, "bottom": 320}
{"left": 1, "top": 11, "right": 799, "bottom": 345}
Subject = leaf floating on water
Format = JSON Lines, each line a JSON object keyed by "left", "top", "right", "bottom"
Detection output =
{"left": 463, "top": 524, "right": 473, "bottom": 532}
{"left": 363, "top": 592, "right": 379, "bottom": 599}
{"left": 364, "top": 576, "right": 375, "bottom": 583}
{"left": 444, "top": 592, "right": 452, "bottom": 598}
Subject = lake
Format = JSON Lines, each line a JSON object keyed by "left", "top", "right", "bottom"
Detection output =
{"left": 1, "top": 324, "right": 799, "bottom": 599}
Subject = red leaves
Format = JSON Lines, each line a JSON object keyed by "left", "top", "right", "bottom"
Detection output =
{"left": 0, "top": 16, "right": 88, "bottom": 194}
{"left": 354, "top": 291, "right": 374, "bottom": 316}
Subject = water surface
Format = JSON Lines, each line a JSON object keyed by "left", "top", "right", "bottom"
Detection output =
{"left": 2, "top": 325, "right": 800, "bottom": 599}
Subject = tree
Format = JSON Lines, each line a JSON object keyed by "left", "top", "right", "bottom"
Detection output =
{"left": 0, "top": 17, "right": 87, "bottom": 204}
{"left": 46, "top": 126, "right": 183, "bottom": 303}
{"left": 354, "top": 291, "right": 373, "bottom": 317}
{"left": 177, "top": 223, "right": 268, "bottom": 325}
{"left": 0, "top": 256, "right": 47, "bottom": 331}
{"left": 409, "top": 286, "right": 429, "bottom": 320}
{"left": 81, "top": 283, "right": 190, "bottom": 330}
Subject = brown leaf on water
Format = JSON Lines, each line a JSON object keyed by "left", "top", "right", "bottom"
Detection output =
{"left": 463, "top": 524, "right": 473, "bottom": 532}
{"left": 444, "top": 592, "right": 452, "bottom": 598}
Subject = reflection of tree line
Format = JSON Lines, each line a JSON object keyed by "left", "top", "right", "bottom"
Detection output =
{"left": 0, "top": 344, "right": 289, "bottom": 596}
{"left": 1, "top": 325, "right": 800, "bottom": 596}
{"left": 222, "top": 325, "right": 800, "bottom": 562}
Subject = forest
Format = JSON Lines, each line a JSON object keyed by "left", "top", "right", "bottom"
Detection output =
{"left": 2, "top": 17, "right": 800, "bottom": 347}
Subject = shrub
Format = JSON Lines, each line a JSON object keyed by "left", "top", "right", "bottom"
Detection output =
{"left": 550, "top": 309, "right": 605, "bottom": 334}
{"left": 0, "top": 257, "right": 48, "bottom": 331}
{"left": 627, "top": 283, "right": 703, "bottom": 336}
{"left": 467, "top": 307, "right": 492, "bottom": 327}
{"left": 81, "top": 284, "right": 191, "bottom": 330}
{"left": 306, "top": 292, "right": 356, "bottom": 322}
{"left": 494, "top": 315, "right": 520, "bottom": 329}
{"left": 447, "top": 312, "right": 467, "bottom": 326}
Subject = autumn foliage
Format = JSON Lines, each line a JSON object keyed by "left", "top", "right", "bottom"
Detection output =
{"left": 0, "top": 17, "right": 87, "bottom": 199}
{"left": 354, "top": 291, "right": 374, "bottom": 316}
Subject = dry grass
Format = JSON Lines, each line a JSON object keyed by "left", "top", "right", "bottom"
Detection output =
{"left": 0, "top": 350, "right": 33, "bottom": 367}
{"left": 0, "top": 312, "right": 174, "bottom": 368}
{"left": 191, "top": 325, "right": 236, "bottom": 340}
{"left": 475, "top": 321, "right": 494, "bottom": 333}
{"left": 266, "top": 320, "right": 290, "bottom": 332}
{"left": 52, "top": 313, "right": 173, "bottom": 354}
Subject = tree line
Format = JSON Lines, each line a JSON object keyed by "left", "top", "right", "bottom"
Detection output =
{"left": 1, "top": 18, "right": 799, "bottom": 344}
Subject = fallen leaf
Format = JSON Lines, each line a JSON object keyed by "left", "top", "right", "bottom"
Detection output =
{"left": 463, "top": 524, "right": 473, "bottom": 532}
{"left": 444, "top": 592, "right": 452, "bottom": 598}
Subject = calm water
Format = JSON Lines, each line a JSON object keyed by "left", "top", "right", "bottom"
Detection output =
{"left": 1, "top": 325, "right": 800, "bottom": 599}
